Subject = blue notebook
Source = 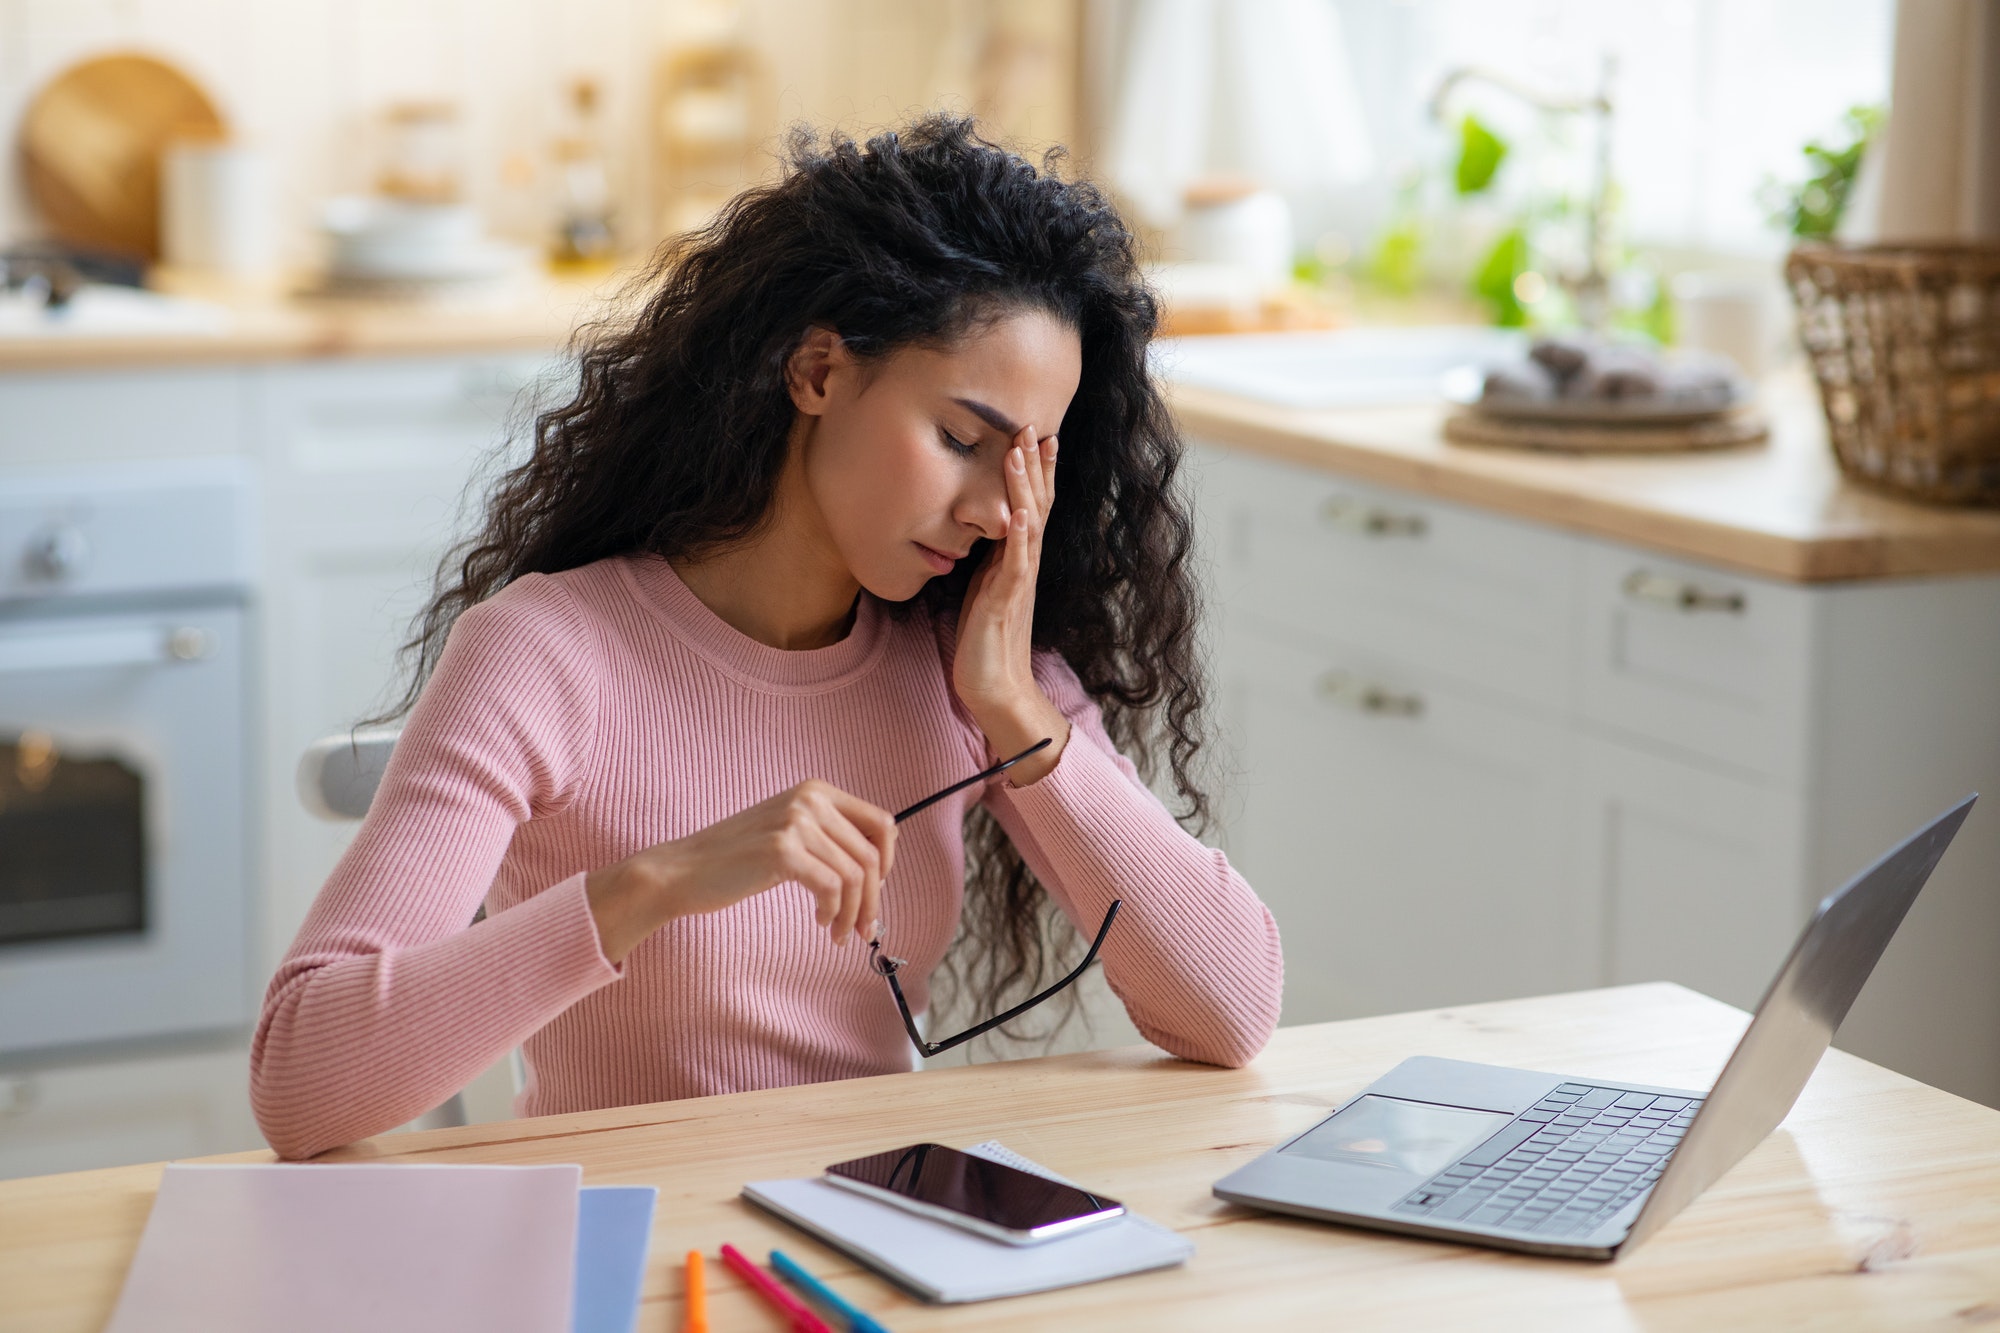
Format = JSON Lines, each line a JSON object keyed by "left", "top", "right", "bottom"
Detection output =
{"left": 574, "top": 1186, "right": 658, "bottom": 1333}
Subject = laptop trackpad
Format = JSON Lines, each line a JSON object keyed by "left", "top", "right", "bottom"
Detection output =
{"left": 1280, "top": 1095, "right": 1513, "bottom": 1185}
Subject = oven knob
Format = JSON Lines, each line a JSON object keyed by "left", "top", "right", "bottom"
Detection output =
{"left": 166, "top": 627, "right": 214, "bottom": 661}
{"left": 25, "top": 525, "right": 89, "bottom": 582}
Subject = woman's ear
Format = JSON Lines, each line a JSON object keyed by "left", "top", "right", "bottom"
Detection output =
{"left": 785, "top": 326, "right": 849, "bottom": 417}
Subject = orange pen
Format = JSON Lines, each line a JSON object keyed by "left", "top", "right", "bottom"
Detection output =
{"left": 683, "top": 1250, "right": 708, "bottom": 1333}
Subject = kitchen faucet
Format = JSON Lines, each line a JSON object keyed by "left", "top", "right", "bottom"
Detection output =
{"left": 1429, "top": 56, "right": 1617, "bottom": 331}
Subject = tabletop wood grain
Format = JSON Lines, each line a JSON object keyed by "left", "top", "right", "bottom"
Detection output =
{"left": 1173, "top": 374, "right": 2000, "bottom": 584}
{"left": 3, "top": 983, "right": 1997, "bottom": 1332}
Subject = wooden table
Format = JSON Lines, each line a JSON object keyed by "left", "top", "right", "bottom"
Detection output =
{"left": 5, "top": 983, "right": 1997, "bottom": 1331}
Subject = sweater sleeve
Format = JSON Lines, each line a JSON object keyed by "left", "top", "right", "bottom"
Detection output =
{"left": 979, "top": 653, "right": 1284, "bottom": 1068}
{"left": 249, "top": 574, "right": 620, "bottom": 1159}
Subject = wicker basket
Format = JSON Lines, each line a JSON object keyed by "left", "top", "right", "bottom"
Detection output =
{"left": 1786, "top": 243, "right": 2000, "bottom": 505}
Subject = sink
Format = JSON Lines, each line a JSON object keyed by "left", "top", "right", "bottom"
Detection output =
{"left": 1157, "top": 326, "right": 1522, "bottom": 410}
{"left": 0, "top": 285, "right": 230, "bottom": 339}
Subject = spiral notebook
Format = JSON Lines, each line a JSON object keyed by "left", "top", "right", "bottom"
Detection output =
{"left": 742, "top": 1141, "right": 1193, "bottom": 1304}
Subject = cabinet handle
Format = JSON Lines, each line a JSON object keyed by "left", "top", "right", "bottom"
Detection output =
{"left": 25, "top": 525, "right": 90, "bottom": 582}
{"left": 1316, "top": 669, "right": 1425, "bottom": 717}
{"left": 1319, "top": 495, "right": 1428, "bottom": 538}
{"left": 1622, "top": 570, "right": 1746, "bottom": 614}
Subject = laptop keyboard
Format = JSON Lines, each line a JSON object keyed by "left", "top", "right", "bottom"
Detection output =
{"left": 1392, "top": 1084, "right": 1702, "bottom": 1238}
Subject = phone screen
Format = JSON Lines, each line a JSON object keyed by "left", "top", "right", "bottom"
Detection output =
{"left": 824, "top": 1144, "right": 1121, "bottom": 1236}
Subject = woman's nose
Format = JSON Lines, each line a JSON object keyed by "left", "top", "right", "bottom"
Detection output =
{"left": 954, "top": 472, "right": 1011, "bottom": 541}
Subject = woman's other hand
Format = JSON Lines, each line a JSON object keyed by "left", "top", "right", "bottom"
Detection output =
{"left": 952, "top": 424, "right": 1070, "bottom": 783}
{"left": 583, "top": 780, "right": 895, "bottom": 964}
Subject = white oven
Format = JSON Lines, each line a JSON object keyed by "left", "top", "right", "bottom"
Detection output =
{"left": 0, "top": 460, "right": 254, "bottom": 1058}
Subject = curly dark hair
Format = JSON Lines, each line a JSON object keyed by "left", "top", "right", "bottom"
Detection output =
{"left": 387, "top": 114, "right": 1210, "bottom": 1047}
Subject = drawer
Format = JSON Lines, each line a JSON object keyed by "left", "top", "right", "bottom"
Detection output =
{"left": 255, "top": 354, "right": 556, "bottom": 481}
{"left": 0, "top": 366, "right": 249, "bottom": 466}
{"left": 1198, "top": 446, "right": 1578, "bottom": 711}
{"left": 1216, "top": 621, "right": 1592, "bottom": 1024}
{"left": 1578, "top": 541, "right": 1814, "bottom": 779}
{"left": 254, "top": 355, "right": 559, "bottom": 552}
{"left": 0, "top": 457, "right": 253, "bottom": 600}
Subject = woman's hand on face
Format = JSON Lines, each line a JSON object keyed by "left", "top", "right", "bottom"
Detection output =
{"left": 583, "top": 780, "right": 895, "bottom": 965}
{"left": 952, "top": 424, "right": 1070, "bottom": 784}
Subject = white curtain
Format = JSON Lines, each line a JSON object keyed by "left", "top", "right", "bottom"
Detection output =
{"left": 1870, "top": 0, "right": 2000, "bottom": 241}
{"left": 1098, "top": 0, "right": 1374, "bottom": 227}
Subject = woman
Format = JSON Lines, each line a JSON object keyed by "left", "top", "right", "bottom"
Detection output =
{"left": 251, "top": 117, "right": 1282, "bottom": 1160}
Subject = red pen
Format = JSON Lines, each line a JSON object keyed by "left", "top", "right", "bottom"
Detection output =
{"left": 720, "top": 1242, "right": 834, "bottom": 1333}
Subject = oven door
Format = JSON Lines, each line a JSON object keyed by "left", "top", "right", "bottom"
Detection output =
{"left": 0, "top": 598, "right": 251, "bottom": 1057}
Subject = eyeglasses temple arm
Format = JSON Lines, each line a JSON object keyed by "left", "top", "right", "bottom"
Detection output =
{"left": 903, "top": 899, "right": 1123, "bottom": 1059}
{"left": 882, "top": 969, "right": 933, "bottom": 1053}
{"left": 891, "top": 737, "right": 1053, "bottom": 825}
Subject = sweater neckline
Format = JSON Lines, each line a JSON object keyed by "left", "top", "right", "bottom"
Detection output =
{"left": 617, "top": 553, "right": 890, "bottom": 692}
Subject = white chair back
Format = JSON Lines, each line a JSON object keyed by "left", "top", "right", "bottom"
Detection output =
{"left": 296, "top": 727, "right": 401, "bottom": 821}
{"left": 294, "top": 725, "right": 525, "bottom": 1123}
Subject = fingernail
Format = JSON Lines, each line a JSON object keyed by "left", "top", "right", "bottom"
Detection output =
{"left": 1010, "top": 448, "right": 1025, "bottom": 471}
{"left": 869, "top": 918, "right": 882, "bottom": 940}
{"left": 1046, "top": 436, "right": 1058, "bottom": 458}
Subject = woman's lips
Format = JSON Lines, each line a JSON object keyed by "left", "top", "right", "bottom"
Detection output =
{"left": 914, "top": 542, "right": 959, "bottom": 574}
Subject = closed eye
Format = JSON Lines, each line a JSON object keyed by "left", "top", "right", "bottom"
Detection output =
{"left": 939, "top": 427, "right": 979, "bottom": 458}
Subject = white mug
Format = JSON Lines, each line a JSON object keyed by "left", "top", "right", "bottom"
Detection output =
{"left": 1671, "top": 271, "right": 1773, "bottom": 380}
{"left": 161, "top": 142, "right": 274, "bottom": 277}
{"left": 1179, "top": 189, "right": 1294, "bottom": 290}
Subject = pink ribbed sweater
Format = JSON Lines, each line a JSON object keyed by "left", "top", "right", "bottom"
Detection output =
{"left": 251, "top": 554, "right": 1283, "bottom": 1159}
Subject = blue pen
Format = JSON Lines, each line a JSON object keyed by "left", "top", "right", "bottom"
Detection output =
{"left": 769, "top": 1248, "right": 891, "bottom": 1333}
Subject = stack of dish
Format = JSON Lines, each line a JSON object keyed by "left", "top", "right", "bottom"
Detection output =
{"left": 1443, "top": 336, "right": 1766, "bottom": 454}
{"left": 315, "top": 198, "right": 529, "bottom": 297}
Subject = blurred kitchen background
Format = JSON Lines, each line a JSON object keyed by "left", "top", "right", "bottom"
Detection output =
{"left": 5, "top": 0, "right": 1999, "bottom": 1180}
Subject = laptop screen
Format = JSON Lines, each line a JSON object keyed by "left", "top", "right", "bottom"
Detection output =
{"left": 1620, "top": 795, "right": 1974, "bottom": 1252}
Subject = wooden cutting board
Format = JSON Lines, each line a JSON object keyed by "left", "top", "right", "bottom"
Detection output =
{"left": 1443, "top": 404, "right": 1771, "bottom": 454}
{"left": 20, "top": 53, "right": 227, "bottom": 261}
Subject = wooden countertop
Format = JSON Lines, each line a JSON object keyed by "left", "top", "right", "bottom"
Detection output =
{"left": 14, "top": 296, "right": 2000, "bottom": 583}
{"left": 1172, "top": 374, "right": 2000, "bottom": 582}
{"left": 0, "top": 272, "right": 627, "bottom": 371}
{"left": 4, "top": 983, "right": 1997, "bottom": 1332}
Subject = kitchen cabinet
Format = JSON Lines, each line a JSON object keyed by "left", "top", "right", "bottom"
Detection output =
{"left": 1192, "top": 442, "right": 2000, "bottom": 1108}
{"left": 1219, "top": 620, "right": 1587, "bottom": 1022}
{"left": 0, "top": 366, "right": 250, "bottom": 468}
{"left": 0, "top": 352, "right": 553, "bottom": 1176}
{"left": 0, "top": 1043, "right": 264, "bottom": 1180}
{"left": 1571, "top": 735, "right": 1806, "bottom": 1011}
{"left": 251, "top": 356, "right": 552, "bottom": 965}
{"left": 1213, "top": 455, "right": 1578, "bottom": 713}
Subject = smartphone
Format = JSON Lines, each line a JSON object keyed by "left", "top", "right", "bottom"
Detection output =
{"left": 823, "top": 1143, "right": 1125, "bottom": 1245}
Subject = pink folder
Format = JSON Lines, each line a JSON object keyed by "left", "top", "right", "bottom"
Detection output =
{"left": 105, "top": 1162, "right": 582, "bottom": 1333}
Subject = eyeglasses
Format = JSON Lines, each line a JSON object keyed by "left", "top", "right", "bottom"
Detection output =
{"left": 867, "top": 739, "right": 1124, "bottom": 1059}
{"left": 870, "top": 898, "right": 1121, "bottom": 1059}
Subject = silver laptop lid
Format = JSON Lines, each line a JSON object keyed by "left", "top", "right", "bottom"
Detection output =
{"left": 1619, "top": 795, "right": 1976, "bottom": 1253}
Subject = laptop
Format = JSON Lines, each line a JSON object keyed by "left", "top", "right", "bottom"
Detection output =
{"left": 1213, "top": 795, "right": 1976, "bottom": 1260}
